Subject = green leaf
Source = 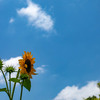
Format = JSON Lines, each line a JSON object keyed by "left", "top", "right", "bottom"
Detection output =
{"left": 23, "top": 79, "right": 31, "bottom": 91}
{"left": 9, "top": 78, "right": 20, "bottom": 83}
{"left": 0, "top": 88, "right": 7, "bottom": 92}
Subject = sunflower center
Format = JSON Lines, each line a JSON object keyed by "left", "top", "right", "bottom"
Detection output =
{"left": 25, "top": 59, "right": 31, "bottom": 73}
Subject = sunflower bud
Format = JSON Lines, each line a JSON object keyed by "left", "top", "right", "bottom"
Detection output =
{"left": 5, "top": 66, "right": 15, "bottom": 73}
{"left": 97, "top": 82, "right": 100, "bottom": 89}
{"left": 20, "top": 73, "right": 29, "bottom": 80}
{"left": 0, "top": 59, "right": 3, "bottom": 70}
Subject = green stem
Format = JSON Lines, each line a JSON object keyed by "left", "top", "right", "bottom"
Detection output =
{"left": 9, "top": 72, "right": 11, "bottom": 95}
{"left": 1, "top": 69, "right": 9, "bottom": 91}
{"left": 9, "top": 96, "right": 12, "bottom": 100}
{"left": 20, "top": 80, "right": 24, "bottom": 100}
{"left": 11, "top": 69, "right": 20, "bottom": 99}
{"left": 1, "top": 69, "right": 10, "bottom": 98}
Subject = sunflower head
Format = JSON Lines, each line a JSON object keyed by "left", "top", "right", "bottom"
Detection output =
{"left": 19, "top": 51, "right": 36, "bottom": 79}
{"left": 5, "top": 66, "right": 15, "bottom": 73}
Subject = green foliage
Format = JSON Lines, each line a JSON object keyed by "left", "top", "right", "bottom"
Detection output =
{"left": 9, "top": 77, "right": 31, "bottom": 91}
{"left": 84, "top": 95, "right": 100, "bottom": 100}
{"left": 9, "top": 75, "right": 31, "bottom": 91}
{"left": 0, "top": 88, "right": 7, "bottom": 93}
{"left": 9, "top": 78, "right": 20, "bottom": 83}
{"left": 22, "top": 79, "right": 31, "bottom": 91}
{"left": 20, "top": 74, "right": 29, "bottom": 80}
{"left": 97, "top": 82, "right": 100, "bottom": 89}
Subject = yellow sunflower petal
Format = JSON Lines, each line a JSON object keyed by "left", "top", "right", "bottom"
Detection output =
{"left": 25, "top": 64, "right": 27, "bottom": 68}
{"left": 31, "top": 72, "right": 36, "bottom": 75}
{"left": 18, "top": 67, "right": 23, "bottom": 69}
{"left": 31, "top": 59, "right": 35, "bottom": 64}
{"left": 31, "top": 68, "right": 36, "bottom": 72}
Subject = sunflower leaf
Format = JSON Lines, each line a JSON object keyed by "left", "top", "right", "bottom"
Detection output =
{"left": 9, "top": 78, "right": 20, "bottom": 83}
{"left": 23, "top": 79, "right": 31, "bottom": 91}
{"left": 0, "top": 88, "right": 7, "bottom": 92}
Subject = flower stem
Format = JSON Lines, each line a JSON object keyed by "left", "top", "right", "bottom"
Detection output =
{"left": 1, "top": 69, "right": 10, "bottom": 98}
{"left": 9, "top": 72, "right": 11, "bottom": 95}
{"left": 1, "top": 69, "right": 9, "bottom": 90}
{"left": 12, "top": 69, "right": 20, "bottom": 99}
{"left": 20, "top": 81, "right": 24, "bottom": 100}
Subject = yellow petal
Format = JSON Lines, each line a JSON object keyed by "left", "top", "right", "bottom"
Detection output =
{"left": 25, "top": 64, "right": 27, "bottom": 68}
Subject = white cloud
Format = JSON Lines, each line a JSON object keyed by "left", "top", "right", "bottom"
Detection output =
{"left": 36, "top": 65, "right": 47, "bottom": 74}
{"left": 54, "top": 81, "right": 100, "bottom": 100}
{"left": 0, "top": 56, "right": 46, "bottom": 84}
{"left": 9, "top": 18, "right": 14, "bottom": 23}
{"left": 17, "top": 0, "right": 54, "bottom": 31}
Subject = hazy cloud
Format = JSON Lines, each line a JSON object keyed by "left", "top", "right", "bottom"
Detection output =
{"left": 9, "top": 18, "right": 14, "bottom": 23}
{"left": 36, "top": 65, "right": 47, "bottom": 74}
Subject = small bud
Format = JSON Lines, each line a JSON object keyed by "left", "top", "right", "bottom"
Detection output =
{"left": 20, "top": 74, "right": 29, "bottom": 80}
{"left": 99, "top": 94, "right": 100, "bottom": 97}
{"left": 0, "top": 59, "right": 3, "bottom": 70}
{"left": 5, "top": 66, "right": 15, "bottom": 73}
{"left": 97, "top": 82, "right": 100, "bottom": 89}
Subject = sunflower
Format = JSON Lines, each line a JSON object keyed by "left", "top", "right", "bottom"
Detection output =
{"left": 19, "top": 51, "right": 36, "bottom": 79}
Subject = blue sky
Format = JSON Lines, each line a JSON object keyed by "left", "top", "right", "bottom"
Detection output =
{"left": 0, "top": 0, "right": 100, "bottom": 100}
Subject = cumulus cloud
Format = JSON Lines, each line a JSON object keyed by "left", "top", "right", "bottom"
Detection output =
{"left": 9, "top": 18, "right": 14, "bottom": 23}
{"left": 17, "top": 0, "right": 54, "bottom": 31}
{"left": 54, "top": 81, "right": 100, "bottom": 100}
{"left": 0, "top": 56, "right": 46, "bottom": 84}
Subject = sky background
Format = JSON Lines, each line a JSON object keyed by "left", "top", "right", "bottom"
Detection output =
{"left": 0, "top": 0, "right": 100, "bottom": 100}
